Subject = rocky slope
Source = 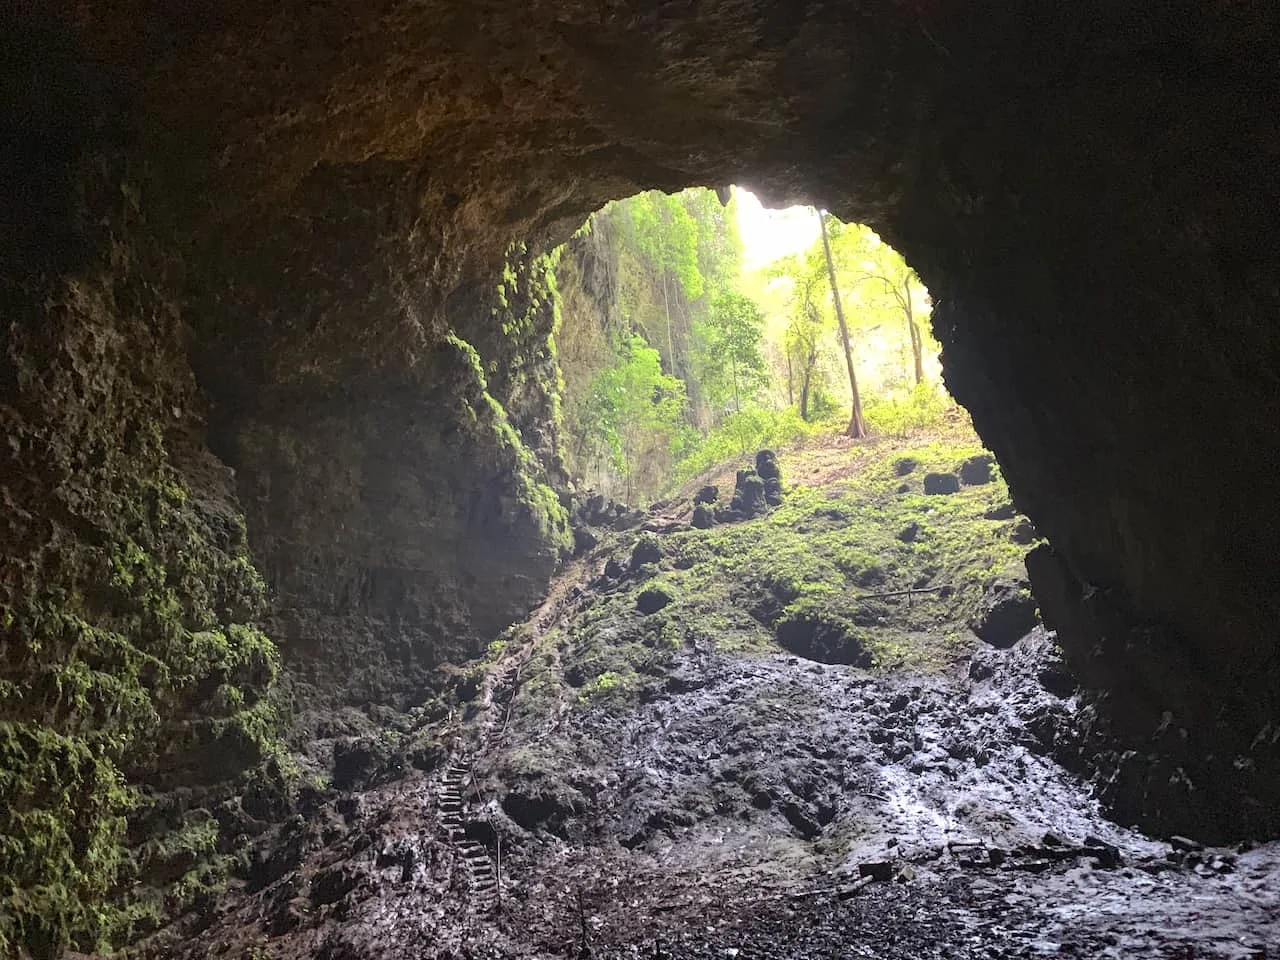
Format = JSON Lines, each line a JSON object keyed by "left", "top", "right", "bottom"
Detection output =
{"left": 146, "top": 437, "right": 1279, "bottom": 959}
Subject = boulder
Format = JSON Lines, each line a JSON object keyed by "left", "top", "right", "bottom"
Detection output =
{"left": 1011, "top": 518, "right": 1039, "bottom": 544}
{"left": 923, "top": 472, "right": 961, "bottom": 495}
{"left": 572, "top": 526, "right": 598, "bottom": 555}
{"left": 630, "top": 532, "right": 662, "bottom": 568}
{"left": 968, "top": 580, "right": 1040, "bottom": 648}
{"left": 893, "top": 456, "right": 920, "bottom": 476}
{"left": 691, "top": 504, "right": 716, "bottom": 529}
{"left": 693, "top": 484, "right": 719, "bottom": 505}
{"left": 755, "top": 449, "right": 782, "bottom": 481}
{"left": 960, "top": 454, "right": 996, "bottom": 485}
{"left": 730, "top": 469, "right": 767, "bottom": 517}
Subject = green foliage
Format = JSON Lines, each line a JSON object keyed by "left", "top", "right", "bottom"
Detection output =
{"left": 864, "top": 381, "right": 954, "bottom": 436}
{"left": 693, "top": 291, "right": 769, "bottom": 418}
{"left": 0, "top": 468, "right": 283, "bottom": 957}
{"left": 554, "top": 190, "right": 952, "bottom": 506}
{"left": 672, "top": 408, "right": 817, "bottom": 485}
{"left": 580, "top": 334, "right": 689, "bottom": 499}
{"left": 611, "top": 188, "right": 744, "bottom": 309}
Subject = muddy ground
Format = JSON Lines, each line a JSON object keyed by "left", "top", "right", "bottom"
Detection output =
{"left": 159, "top": 602, "right": 1278, "bottom": 959}
{"left": 150, "top": 441, "right": 1279, "bottom": 959}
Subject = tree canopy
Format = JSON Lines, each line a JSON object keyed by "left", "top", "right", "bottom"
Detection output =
{"left": 554, "top": 187, "right": 951, "bottom": 503}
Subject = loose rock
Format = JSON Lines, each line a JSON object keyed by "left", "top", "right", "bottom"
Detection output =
{"left": 691, "top": 504, "right": 716, "bottom": 529}
{"left": 924, "top": 472, "right": 961, "bottom": 495}
{"left": 694, "top": 485, "right": 719, "bottom": 505}
{"left": 959, "top": 454, "right": 996, "bottom": 485}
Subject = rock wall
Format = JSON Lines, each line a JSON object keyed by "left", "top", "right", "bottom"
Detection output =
{"left": 3, "top": 0, "right": 1280, "bottom": 949}
{"left": 0, "top": 153, "right": 283, "bottom": 950}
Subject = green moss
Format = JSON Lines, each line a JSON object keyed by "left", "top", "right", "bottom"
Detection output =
{"left": 579, "top": 670, "right": 628, "bottom": 701}
{"left": 652, "top": 440, "right": 1027, "bottom": 668}
{"left": 443, "top": 330, "right": 572, "bottom": 556}
{"left": 507, "top": 437, "right": 1030, "bottom": 724}
{"left": 0, "top": 462, "right": 284, "bottom": 956}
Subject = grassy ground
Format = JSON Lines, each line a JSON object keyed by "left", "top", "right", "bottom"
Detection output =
{"left": 503, "top": 426, "right": 1036, "bottom": 720}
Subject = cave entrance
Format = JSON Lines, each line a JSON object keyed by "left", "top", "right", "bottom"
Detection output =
{"left": 552, "top": 185, "right": 958, "bottom": 508}
{"left": 541, "top": 185, "right": 1032, "bottom": 695}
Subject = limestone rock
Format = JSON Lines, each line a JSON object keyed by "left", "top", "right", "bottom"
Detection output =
{"left": 631, "top": 533, "right": 663, "bottom": 569}
{"left": 730, "top": 470, "right": 768, "bottom": 518}
{"left": 960, "top": 454, "right": 996, "bottom": 485}
{"left": 969, "top": 580, "right": 1039, "bottom": 648}
{"left": 924, "top": 472, "right": 961, "bottom": 495}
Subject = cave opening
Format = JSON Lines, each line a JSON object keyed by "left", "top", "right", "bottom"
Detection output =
{"left": 552, "top": 184, "right": 953, "bottom": 507}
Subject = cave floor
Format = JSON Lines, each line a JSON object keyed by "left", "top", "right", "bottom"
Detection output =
{"left": 173, "top": 634, "right": 1280, "bottom": 959}
{"left": 161, "top": 438, "right": 1280, "bottom": 959}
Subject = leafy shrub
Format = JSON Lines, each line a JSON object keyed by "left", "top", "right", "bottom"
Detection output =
{"left": 673, "top": 407, "right": 818, "bottom": 485}
{"left": 864, "top": 381, "right": 953, "bottom": 436}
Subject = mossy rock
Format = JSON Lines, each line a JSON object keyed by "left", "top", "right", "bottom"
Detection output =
{"left": 775, "top": 612, "right": 871, "bottom": 666}
{"left": 637, "top": 583, "right": 675, "bottom": 615}
{"left": 755, "top": 449, "right": 782, "bottom": 481}
{"left": 731, "top": 470, "right": 767, "bottom": 517}
{"left": 923, "top": 471, "right": 961, "bottom": 495}
{"left": 694, "top": 485, "right": 719, "bottom": 505}
{"left": 960, "top": 454, "right": 996, "bottom": 485}
{"left": 631, "top": 533, "right": 663, "bottom": 568}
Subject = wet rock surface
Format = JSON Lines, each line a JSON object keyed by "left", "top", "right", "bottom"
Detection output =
{"left": 165, "top": 570, "right": 1280, "bottom": 959}
{"left": 969, "top": 580, "right": 1040, "bottom": 649}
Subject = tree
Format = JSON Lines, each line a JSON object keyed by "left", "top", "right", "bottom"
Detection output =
{"left": 769, "top": 256, "right": 830, "bottom": 421}
{"left": 824, "top": 222, "right": 931, "bottom": 387}
{"left": 787, "top": 298, "right": 824, "bottom": 420}
{"left": 583, "top": 334, "right": 688, "bottom": 502}
{"left": 850, "top": 267, "right": 925, "bottom": 385}
{"left": 616, "top": 192, "right": 705, "bottom": 374}
{"left": 817, "top": 209, "right": 868, "bottom": 438}
{"left": 694, "top": 291, "right": 769, "bottom": 419}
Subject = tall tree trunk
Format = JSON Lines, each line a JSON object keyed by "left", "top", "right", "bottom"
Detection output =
{"left": 661, "top": 272, "right": 676, "bottom": 374}
{"left": 800, "top": 341, "right": 818, "bottom": 420}
{"left": 730, "top": 354, "right": 740, "bottom": 416}
{"left": 904, "top": 277, "right": 924, "bottom": 385}
{"left": 818, "top": 209, "right": 867, "bottom": 438}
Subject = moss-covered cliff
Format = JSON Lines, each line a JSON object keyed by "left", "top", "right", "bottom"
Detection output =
{"left": 0, "top": 162, "right": 284, "bottom": 952}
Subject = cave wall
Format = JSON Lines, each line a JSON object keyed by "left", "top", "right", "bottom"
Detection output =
{"left": 187, "top": 160, "right": 572, "bottom": 715}
{"left": 0, "top": 151, "right": 284, "bottom": 949}
{"left": 3, "top": 0, "right": 1280, "bottom": 949}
